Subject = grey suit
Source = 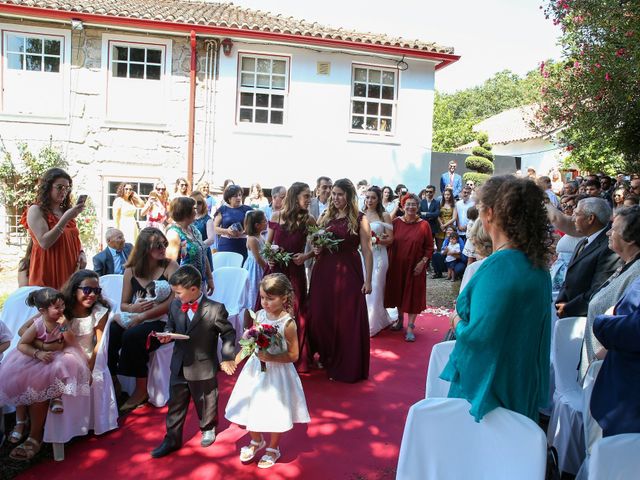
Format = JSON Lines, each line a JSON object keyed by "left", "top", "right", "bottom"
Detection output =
{"left": 162, "top": 297, "right": 235, "bottom": 447}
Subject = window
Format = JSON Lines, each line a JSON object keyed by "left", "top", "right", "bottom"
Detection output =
{"left": 6, "top": 34, "right": 61, "bottom": 73}
{"left": 237, "top": 54, "right": 288, "bottom": 125}
{"left": 350, "top": 65, "right": 397, "bottom": 134}
{"left": 111, "top": 45, "right": 162, "bottom": 80}
{"left": 106, "top": 181, "right": 154, "bottom": 221}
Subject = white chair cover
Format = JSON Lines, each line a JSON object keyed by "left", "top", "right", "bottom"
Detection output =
{"left": 118, "top": 342, "right": 172, "bottom": 408}
{"left": 1, "top": 286, "right": 40, "bottom": 351}
{"left": 547, "top": 316, "right": 587, "bottom": 475}
{"left": 99, "top": 274, "right": 124, "bottom": 313}
{"left": 542, "top": 300, "right": 561, "bottom": 417}
{"left": 211, "top": 267, "right": 248, "bottom": 358}
{"left": 425, "top": 341, "right": 455, "bottom": 398}
{"left": 588, "top": 434, "right": 640, "bottom": 480}
{"left": 397, "top": 398, "right": 547, "bottom": 480}
{"left": 575, "top": 360, "right": 604, "bottom": 480}
{"left": 212, "top": 251, "right": 244, "bottom": 269}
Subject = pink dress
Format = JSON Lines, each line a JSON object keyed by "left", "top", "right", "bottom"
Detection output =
{"left": 0, "top": 317, "right": 91, "bottom": 406}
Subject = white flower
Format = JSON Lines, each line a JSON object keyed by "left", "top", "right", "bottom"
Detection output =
{"left": 270, "top": 244, "right": 280, "bottom": 251}
{"left": 316, "top": 229, "right": 326, "bottom": 236}
{"left": 372, "top": 237, "right": 378, "bottom": 244}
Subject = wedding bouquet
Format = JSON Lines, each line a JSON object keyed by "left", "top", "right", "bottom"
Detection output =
{"left": 261, "top": 242, "right": 293, "bottom": 267}
{"left": 308, "top": 225, "right": 343, "bottom": 253}
{"left": 238, "top": 312, "right": 283, "bottom": 372}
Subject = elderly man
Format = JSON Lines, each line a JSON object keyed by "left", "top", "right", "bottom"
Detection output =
{"left": 93, "top": 228, "right": 133, "bottom": 276}
{"left": 440, "top": 160, "right": 463, "bottom": 198}
{"left": 550, "top": 197, "right": 622, "bottom": 317}
{"left": 264, "top": 185, "right": 286, "bottom": 221}
{"left": 309, "top": 176, "right": 332, "bottom": 219}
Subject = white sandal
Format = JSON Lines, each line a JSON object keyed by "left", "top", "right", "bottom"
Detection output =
{"left": 239, "top": 438, "right": 266, "bottom": 463}
{"left": 258, "top": 447, "right": 281, "bottom": 469}
{"left": 8, "top": 418, "right": 29, "bottom": 444}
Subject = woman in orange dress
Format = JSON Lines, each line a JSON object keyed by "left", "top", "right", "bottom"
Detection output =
{"left": 21, "top": 168, "right": 85, "bottom": 289}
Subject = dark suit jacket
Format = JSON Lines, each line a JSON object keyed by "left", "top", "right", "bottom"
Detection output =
{"left": 419, "top": 198, "right": 440, "bottom": 235}
{"left": 93, "top": 243, "right": 133, "bottom": 276}
{"left": 440, "top": 172, "right": 463, "bottom": 198}
{"left": 166, "top": 297, "right": 236, "bottom": 383}
{"left": 556, "top": 229, "right": 622, "bottom": 316}
{"left": 590, "top": 277, "right": 640, "bottom": 436}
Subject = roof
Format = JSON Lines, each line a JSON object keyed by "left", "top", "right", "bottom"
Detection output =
{"left": 0, "top": 1, "right": 457, "bottom": 66}
{"left": 453, "top": 106, "right": 542, "bottom": 151}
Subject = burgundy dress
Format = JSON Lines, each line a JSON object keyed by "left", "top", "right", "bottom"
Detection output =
{"left": 261, "top": 221, "right": 311, "bottom": 372}
{"left": 308, "top": 214, "right": 369, "bottom": 383}
{"left": 384, "top": 218, "right": 434, "bottom": 313}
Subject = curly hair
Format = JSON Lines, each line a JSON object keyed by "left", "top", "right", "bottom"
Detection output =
{"left": 116, "top": 182, "right": 134, "bottom": 200}
{"left": 319, "top": 178, "right": 359, "bottom": 235}
{"left": 61, "top": 269, "right": 111, "bottom": 319}
{"left": 477, "top": 175, "right": 552, "bottom": 269}
{"left": 365, "top": 186, "right": 385, "bottom": 218}
{"left": 280, "top": 182, "right": 311, "bottom": 232}
{"left": 35, "top": 167, "right": 73, "bottom": 217}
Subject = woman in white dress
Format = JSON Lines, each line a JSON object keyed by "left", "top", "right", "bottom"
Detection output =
{"left": 363, "top": 187, "right": 395, "bottom": 336}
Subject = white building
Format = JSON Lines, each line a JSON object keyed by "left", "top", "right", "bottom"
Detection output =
{"left": 0, "top": 0, "right": 458, "bottom": 241}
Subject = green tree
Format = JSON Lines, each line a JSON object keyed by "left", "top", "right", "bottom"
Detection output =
{"left": 464, "top": 132, "right": 494, "bottom": 185}
{"left": 536, "top": 0, "right": 640, "bottom": 173}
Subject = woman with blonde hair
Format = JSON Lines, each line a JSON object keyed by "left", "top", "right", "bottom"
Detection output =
{"left": 459, "top": 220, "right": 493, "bottom": 292}
{"left": 308, "top": 178, "right": 373, "bottom": 382}
{"left": 244, "top": 182, "right": 269, "bottom": 211}
{"left": 142, "top": 181, "right": 169, "bottom": 230}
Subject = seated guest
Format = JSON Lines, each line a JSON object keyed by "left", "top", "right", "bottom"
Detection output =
{"left": 93, "top": 228, "right": 133, "bottom": 276}
{"left": 431, "top": 227, "right": 467, "bottom": 280}
{"left": 590, "top": 275, "right": 640, "bottom": 437}
{"left": 552, "top": 197, "right": 622, "bottom": 318}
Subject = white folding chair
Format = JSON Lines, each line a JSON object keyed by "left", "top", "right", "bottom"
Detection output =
{"left": 397, "top": 398, "right": 547, "bottom": 480}
{"left": 547, "top": 316, "right": 587, "bottom": 475}
{"left": 1, "top": 286, "right": 40, "bottom": 352}
{"left": 99, "top": 274, "right": 124, "bottom": 313}
{"left": 588, "top": 434, "right": 640, "bottom": 480}
{"left": 425, "top": 341, "right": 455, "bottom": 398}
{"left": 212, "top": 251, "right": 244, "bottom": 269}
{"left": 575, "top": 360, "right": 604, "bottom": 480}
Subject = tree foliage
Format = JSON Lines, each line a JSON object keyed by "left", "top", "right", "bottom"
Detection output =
{"left": 536, "top": 0, "right": 640, "bottom": 173}
{"left": 464, "top": 131, "right": 495, "bottom": 185}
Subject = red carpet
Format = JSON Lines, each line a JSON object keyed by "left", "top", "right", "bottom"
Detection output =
{"left": 19, "top": 313, "right": 449, "bottom": 480}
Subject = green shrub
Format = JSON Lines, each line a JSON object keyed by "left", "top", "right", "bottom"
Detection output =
{"left": 465, "top": 131, "right": 495, "bottom": 181}
{"left": 466, "top": 156, "right": 495, "bottom": 174}
{"left": 464, "top": 172, "right": 490, "bottom": 185}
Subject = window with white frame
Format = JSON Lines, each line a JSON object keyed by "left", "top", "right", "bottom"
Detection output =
{"left": 350, "top": 65, "right": 397, "bottom": 134}
{"left": 237, "top": 54, "right": 288, "bottom": 125}
{"left": 1, "top": 27, "right": 69, "bottom": 118}
{"left": 111, "top": 45, "right": 162, "bottom": 80}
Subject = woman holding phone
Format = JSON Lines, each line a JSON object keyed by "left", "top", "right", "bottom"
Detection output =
{"left": 21, "top": 168, "right": 86, "bottom": 289}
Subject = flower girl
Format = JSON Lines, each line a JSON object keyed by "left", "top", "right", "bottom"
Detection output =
{"left": 225, "top": 273, "right": 310, "bottom": 469}
{"left": 243, "top": 210, "right": 268, "bottom": 309}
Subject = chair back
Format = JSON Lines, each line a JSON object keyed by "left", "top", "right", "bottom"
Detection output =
{"left": 212, "top": 251, "right": 244, "bottom": 269}
{"left": 588, "top": 434, "right": 640, "bottom": 480}
{"left": 425, "top": 340, "right": 455, "bottom": 398}
{"left": 1, "top": 286, "right": 41, "bottom": 350}
{"left": 211, "top": 267, "right": 249, "bottom": 316}
{"left": 397, "top": 398, "right": 547, "bottom": 480}
{"left": 552, "top": 316, "right": 586, "bottom": 395}
{"left": 582, "top": 359, "right": 603, "bottom": 455}
{"left": 99, "top": 274, "right": 124, "bottom": 312}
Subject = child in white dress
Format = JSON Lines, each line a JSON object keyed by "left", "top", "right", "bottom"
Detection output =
{"left": 225, "top": 273, "right": 310, "bottom": 469}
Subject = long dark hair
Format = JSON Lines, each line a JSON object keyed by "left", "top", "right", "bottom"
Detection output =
{"left": 440, "top": 187, "right": 456, "bottom": 208}
{"left": 281, "top": 182, "right": 311, "bottom": 232}
{"left": 35, "top": 167, "right": 73, "bottom": 217}
{"left": 126, "top": 227, "right": 170, "bottom": 278}
{"left": 365, "top": 186, "right": 385, "bottom": 218}
{"left": 61, "top": 269, "right": 111, "bottom": 318}
{"left": 320, "top": 178, "right": 359, "bottom": 234}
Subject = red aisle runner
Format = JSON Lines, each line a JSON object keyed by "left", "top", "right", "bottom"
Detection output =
{"left": 19, "top": 313, "right": 449, "bottom": 480}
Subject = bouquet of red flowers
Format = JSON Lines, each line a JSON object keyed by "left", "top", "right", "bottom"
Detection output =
{"left": 238, "top": 313, "right": 283, "bottom": 372}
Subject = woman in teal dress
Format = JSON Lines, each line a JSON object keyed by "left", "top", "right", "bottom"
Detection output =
{"left": 441, "top": 175, "right": 553, "bottom": 422}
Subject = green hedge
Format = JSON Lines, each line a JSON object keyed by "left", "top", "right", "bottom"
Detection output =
{"left": 463, "top": 172, "right": 490, "bottom": 185}
{"left": 465, "top": 155, "right": 495, "bottom": 174}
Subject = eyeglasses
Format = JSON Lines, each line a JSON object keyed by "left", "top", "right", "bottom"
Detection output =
{"left": 156, "top": 187, "right": 166, "bottom": 191}
{"left": 53, "top": 184, "right": 71, "bottom": 192}
{"left": 196, "top": 200, "right": 205, "bottom": 205}
{"left": 77, "top": 286, "right": 102, "bottom": 296}
{"left": 466, "top": 183, "right": 474, "bottom": 187}
{"left": 151, "top": 240, "right": 169, "bottom": 250}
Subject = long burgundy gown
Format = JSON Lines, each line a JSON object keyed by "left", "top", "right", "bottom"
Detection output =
{"left": 308, "top": 214, "right": 369, "bottom": 383}
{"left": 260, "top": 221, "right": 311, "bottom": 372}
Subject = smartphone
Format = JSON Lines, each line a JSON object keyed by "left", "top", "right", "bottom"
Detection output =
{"left": 76, "top": 194, "right": 88, "bottom": 205}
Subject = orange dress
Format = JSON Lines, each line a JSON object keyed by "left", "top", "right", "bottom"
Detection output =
{"left": 20, "top": 207, "right": 82, "bottom": 289}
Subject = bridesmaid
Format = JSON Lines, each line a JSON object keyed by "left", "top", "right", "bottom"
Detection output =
{"left": 363, "top": 186, "right": 394, "bottom": 336}
{"left": 309, "top": 178, "right": 373, "bottom": 383}
{"left": 264, "top": 182, "right": 316, "bottom": 372}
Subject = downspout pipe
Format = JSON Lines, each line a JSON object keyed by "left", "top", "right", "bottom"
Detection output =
{"left": 187, "top": 30, "right": 197, "bottom": 186}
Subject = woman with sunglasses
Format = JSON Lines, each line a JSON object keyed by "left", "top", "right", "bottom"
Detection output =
{"left": 190, "top": 191, "right": 215, "bottom": 270}
{"left": 113, "top": 183, "right": 145, "bottom": 244}
{"left": 142, "top": 181, "right": 170, "bottom": 230}
{"left": 21, "top": 167, "right": 86, "bottom": 289}
{"left": 107, "top": 228, "right": 179, "bottom": 412}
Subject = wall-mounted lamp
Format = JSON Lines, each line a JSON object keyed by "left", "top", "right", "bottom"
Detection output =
{"left": 71, "top": 18, "right": 84, "bottom": 31}
{"left": 221, "top": 38, "right": 233, "bottom": 57}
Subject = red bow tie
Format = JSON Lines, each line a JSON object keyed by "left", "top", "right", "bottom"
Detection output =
{"left": 181, "top": 302, "right": 198, "bottom": 313}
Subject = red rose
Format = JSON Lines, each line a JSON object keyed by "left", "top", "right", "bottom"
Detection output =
{"left": 257, "top": 334, "right": 270, "bottom": 349}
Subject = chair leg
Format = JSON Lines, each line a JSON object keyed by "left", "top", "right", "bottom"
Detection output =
{"left": 52, "top": 442, "right": 65, "bottom": 461}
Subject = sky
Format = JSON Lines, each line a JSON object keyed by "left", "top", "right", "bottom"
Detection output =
{"left": 229, "top": 0, "right": 563, "bottom": 93}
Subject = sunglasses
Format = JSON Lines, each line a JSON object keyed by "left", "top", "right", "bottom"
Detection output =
{"left": 156, "top": 188, "right": 166, "bottom": 191}
{"left": 53, "top": 184, "right": 71, "bottom": 192}
{"left": 77, "top": 286, "right": 102, "bottom": 295}
{"left": 151, "top": 240, "right": 169, "bottom": 250}
{"left": 196, "top": 200, "right": 205, "bottom": 205}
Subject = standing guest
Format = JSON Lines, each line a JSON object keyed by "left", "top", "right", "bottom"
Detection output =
{"left": 93, "top": 228, "right": 133, "bottom": 276}
{"left": 381, "top": 186, "right": 398, "bottom": 216}
{"left": 440, "top": 160, "right": 463, "bottom": 198}
{"left": 419, "top": 185, "right": 440, "bottom": 238}
{"left": 243, "top": 210, "right": 268, "bottom": 309}
{"left": 584, "top": 178, "right": 608, "bottom": 203}
{"left": 441, "top": 175, "right": 553, "bottom": 422}
{"left": 629, "top": 177, "right": 640, "bottom": 197}
{"left": 113, "top": 183, "right": 145, "bottom": 244}
{"left": 167, "top": 197, "right": 214, "bottom": 295}
{"left": 538, "top": 176, "right": 561, "bottom": 208}
{"left": 384, "top": 194, "right": 434, "bottom": 341}
{"left": 465, "top": 180, "right": 477, "bottom": 201}
{"left": 436, "top": 187, "right": 458, "bottom": 250}
{"left": 460, "top": 220, "right": 493, "bottom": 292}
{"left": 141, "top": 181, "right": 169, "bottom": 230}
{"left": 151, "top": 265, "right": 236, "bottom": 458}
{"left": 612, "top": 188, "right": 627, "bottom": 212}
{"left": 309, "top": 178, "right": 373, "bottom": 382}
{"left": 527, "top": 166, "right": 537, "bottom": 180}
{"left": 356, "top": 179, "right": 369, "bottom": 211}
{"left": 191, "top": 191, "right": 215, "bottom": 271}
{"left": 563, "top": 180, "right": 579, "bottom": 196}
{"left": 264, "top": 186, "right": 286, "bottom": 221}
{"left": 173, "top": 177, "right": 190, "bottom": 199}
{"left": 197, "top": 181, "right": 216, "bottom": 215}
{"left": 21, "top": 167, "right": 85, "bottom": 290}
{"left": 363, "top": 186, "right": 394, "bottom": 336}
{"left": 264, "top": 182, "right": 316, "bottom": 372}
{"left": 108, "top": 228, "right": 179, "bottom": 412}
{"left": 455, "top": 186, "right": 475, "bottom": 242}
{"left": 551, "top": 169, "right": 564, "bottom": 196}
{"left": 394, "top": 184, "right": 409, "bottom": 218}
{"left": 214, "top": 185, "right": 253, "bottom": 261}
{"left": 624, "top": 194, "right": 639, "bottom": 207}
{"left": 309, "top": 177, "right": 332, "bottom": 219}
{"left": 244, "top": 183, "right": 269, "bottom": 211}
{"left": 600, "top": 175, "right": 614, "bottom": 197}
{"left": 613, "top": 173, "right": 627, "bottom": 190}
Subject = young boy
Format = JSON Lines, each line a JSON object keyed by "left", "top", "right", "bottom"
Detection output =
{"left": 444, "top": 232, "right": 461, "bottom": 282}
{"left": 151, "top": 265, "right": 236, "bottom": 458}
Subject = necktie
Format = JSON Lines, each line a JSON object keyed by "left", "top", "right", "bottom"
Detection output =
{"left": 573, "top": 238, "right": 588, "bottom": 261}
{"left": 181, "top": 302, "right": 198, "bottom": 313}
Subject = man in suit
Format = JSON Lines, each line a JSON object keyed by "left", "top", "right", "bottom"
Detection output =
{"left": 151, "top": 265, "right": 236, "bottom": 458}
{"left": 440, "top": 160, "right": 463, "bottom": 199}
{"left": 92, "top": 228, "right": 133, "bottom": 276}
{"left": 309, "top": 176, "right": 332, "bottom": 220}
{"left": 419, "top": 184, "right": 440, "bottom": 235}
{"left": 555, "top": 197, "right": 622, "bottom": 318}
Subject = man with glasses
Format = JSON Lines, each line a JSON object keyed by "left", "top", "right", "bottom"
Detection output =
{"left": 440, "top": 160, "right": 463, "bottom": 199}
{"left": 455, "top": 187, "right": 475, "bottom": 243}
{"left": 93, "top": 228, "right": 133, "bottom": 276}
{"left": 419, "top": 185, "right": 440, "bottom": 235}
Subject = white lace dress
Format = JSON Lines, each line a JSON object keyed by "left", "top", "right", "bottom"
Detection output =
{"left": 225, "top": 310, "right": 310, "bottom": 432}
{"left": 366, "top": 221, "right": 394, "bottom": 336}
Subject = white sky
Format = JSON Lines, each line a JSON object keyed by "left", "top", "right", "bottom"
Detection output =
{"left": 229, "top": 0, "right": 563, "bottom": 93}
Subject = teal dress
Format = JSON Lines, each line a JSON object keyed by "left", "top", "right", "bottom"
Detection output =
{"left": 168, "top": 224, "right": 208, "bottom": 287}
{"left": 440, "top": 249, "right": 551, "bottom": 422}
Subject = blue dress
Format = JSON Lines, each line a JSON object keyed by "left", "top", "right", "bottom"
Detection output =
{"left": 193, "top": 214, "right": 213, "bottom": 270}
{"left": 243, "top": 235, "right": 265, "bottom": 310}
{"left": 215, "top": 205, "right": 252, "bottom": 260}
